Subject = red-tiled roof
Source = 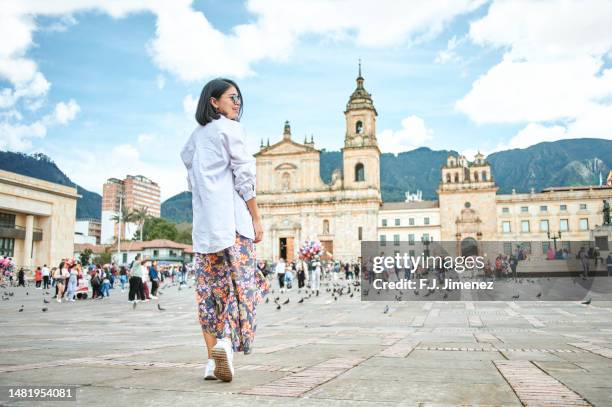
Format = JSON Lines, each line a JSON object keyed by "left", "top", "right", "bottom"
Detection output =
{"left": 73, "top": 243, "right": 109, "bottom": 254}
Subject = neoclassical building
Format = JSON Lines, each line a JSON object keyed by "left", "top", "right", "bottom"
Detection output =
{"left": 255, "top": 68, "right": 381, "bottom": 262}
{"left": 379, "top": 153, "right": 611, "bottom": 258}
{"left": 255, "top": 68, "right": 611, "bottom": 262}
{"left": 0, "top": 169, "right": 78, "bottom": 268}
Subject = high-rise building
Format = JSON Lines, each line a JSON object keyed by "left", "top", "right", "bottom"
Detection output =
{"left": 100, "top": 175, "right": 161, "bottom": 244}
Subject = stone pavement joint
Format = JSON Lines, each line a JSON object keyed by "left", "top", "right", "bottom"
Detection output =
{"left": 494, "top": 360, "right": 591, "bottom": 406}
{"left": 240, "top": 357, "right": 365, "bottom": 398}
{"left": 378, "top": 340, "right": 420, "bottom": 357}
{"left": 568, "top": 342, "right": 612, "bottom": 359}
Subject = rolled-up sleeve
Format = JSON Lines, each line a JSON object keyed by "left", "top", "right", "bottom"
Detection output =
{"left": 221, "top": 122, "right": 256, "bottom": 201}
{"left": 180, "top": 135, "right": 196, "bottom": 192}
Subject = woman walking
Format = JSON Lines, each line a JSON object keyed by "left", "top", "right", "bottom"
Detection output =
{"left": 181, "top": 78, "right": 268, "bottom": 383}
{"left": 65, "top": 264, "right": 77, "bottom": 302}
{"left": 53, "top": 266, "right": 68, "bottom": 303}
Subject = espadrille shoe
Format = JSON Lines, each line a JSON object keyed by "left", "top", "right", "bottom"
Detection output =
{"left": 204, "top": 359, "right": 217, "bottom": 380}
{"left": 212, "top": 338, "right": 234, "bottom": 382}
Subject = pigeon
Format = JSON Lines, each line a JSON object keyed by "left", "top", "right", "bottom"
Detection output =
{"left": 265, "top": 297, "right": 269, "bottom": 304}
{"left": 276, "top": 304, "right": 281, "bottom": 310}
{"left": 536, "top": 292, "right": 542, "bottom": 298}
{"left": 2, "top": 296, "right": 8, "bottom": 301}
{"left": 45, "top": 291, "right": 50, "bottom": 295}
{"left": 349, "top": 293, "right": 354, "bottom": 298}
{"left": 26, "top": 292, "right": 29, "bottom": 296}
{"left": 581, "top": 298, "right": 591, "bottom": 305}
{"left": 157, "top": 304, "right": 166, "bottom": 311}
{"left": 8, "top": 292, "right": 14, "bottom": 296}
{"left": 19, "top": 305, "right": 24, "bottom": 312}
{"left": 511, "top": 294, "right": 520, "bottom": 299}
{"left": 43, "top": 299, "right": 49, "bottom": 304}
{"left": 383, "top": 305, "right": 389, "bottom": 314}
{"left": 42, "top": 307, "right": 48, "bottom": 312}
{"left": 298, "top": 298, "right": 304, "bottom": 303}
{"left": 334, "top": 296, "right": 338, "bottom": 301}
{"left": 282, "top": 298, "right": 290, "bottom": 305}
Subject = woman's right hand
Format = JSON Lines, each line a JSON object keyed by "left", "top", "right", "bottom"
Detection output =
{"left": 253, "top": 219, "right": 263, "bottom": 243}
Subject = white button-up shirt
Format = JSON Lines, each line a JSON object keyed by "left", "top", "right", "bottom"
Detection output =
{"left": 181, "top": 115, "right": 256, "bottom": 254}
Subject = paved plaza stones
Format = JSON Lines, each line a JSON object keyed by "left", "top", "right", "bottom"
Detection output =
{"left": 1, "top": 282, "right": 612, "bottom": 406}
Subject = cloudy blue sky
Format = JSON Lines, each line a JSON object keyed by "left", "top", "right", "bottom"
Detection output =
{"left": 1, "top": 0, "right": 611, "bottom": 200}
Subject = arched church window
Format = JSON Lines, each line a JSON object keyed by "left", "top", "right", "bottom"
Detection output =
{"left": 446, "top": 173, "right": 451, "bottom": 183}
{"left": 355, "top": 163, "right": 365, "bottom": 182}
{"left": 454, "top": 172, "right": 459, "bottom": 182}
{"left": 323, "top": 219, "right": 330, "bottom": 234}
{"left": 482, "top": 171, "right": 487, "bottom": 181}
{"left": 281, "top": 172, "right": 291, "bottom": 191}
{"left": 474, "top": 171, "right": 479, "bottom": 181}
{"left": 356, "top": 121, "right": 363, "bottom": 134}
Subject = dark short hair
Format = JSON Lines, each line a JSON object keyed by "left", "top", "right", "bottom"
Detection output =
{"left": 195, "top": 78, "right": 243, "bottom": 126}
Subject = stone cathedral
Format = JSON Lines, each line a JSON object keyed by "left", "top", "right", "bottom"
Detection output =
{"left": 255, "top": 68, "right": 381, "bottom": 262}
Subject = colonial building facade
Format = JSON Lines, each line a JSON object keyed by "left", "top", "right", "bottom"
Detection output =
{"left": 379, "top": 153, "right": 611, "bottom": 258}
{"left": 256, "top": 69, "right": 611, "bottom": 262}
{"left": 255, "top": 68, "right": 381, "bottom": 262}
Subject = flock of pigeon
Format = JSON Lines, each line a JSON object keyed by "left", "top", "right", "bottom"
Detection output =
{"left": 1, "top": 275, "right": 594, "bottom": 315}
{"left": 1, "top": 285, "right": 50, "bottom": 312}
{"left": 264, "top": 280, "right": 362, "bottom": 311}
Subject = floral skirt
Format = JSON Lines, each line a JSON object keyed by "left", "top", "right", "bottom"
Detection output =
{"left": 195, "top": 234, "right": 269, "bottom": 354}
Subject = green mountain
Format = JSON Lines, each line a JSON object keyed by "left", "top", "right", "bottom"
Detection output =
{"left": 160, "top": 191, "right": 192, "bottom": 223}
{"left": 161, "top": 138, "right": 611, "bottom": 223}
{"left": 487, "top": 138, "right": 611, "bottom": 193}
{"left": 4, "top": 138, "right": 609, "bottom": 225}
{"left": 0, "top": 151, "right": 101, "bottom": 220}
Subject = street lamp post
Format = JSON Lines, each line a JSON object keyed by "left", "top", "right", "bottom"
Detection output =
{"left": 116, "top": 193, "right": 123, "bottom": 265}
{"left": 547, "top": 230, "right": 562, "bottom": 251}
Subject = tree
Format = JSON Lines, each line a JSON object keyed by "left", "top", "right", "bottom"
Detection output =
{"left": 93, "top": 252, "right": 112, "bottom": 265}
{"left": 110, "top": 206, "right": 136, "bottom": 241}
{"left": 132, "top": 206, "right": 150, "bottom": 241}
{"left": 79, "top": 248, "right": 93, "bottom": 266}
{"left": 142, "top": 217, "right": 178, "bottom": 241}
{"left": 176, "top": 228, "right": 192, "bottom": 245}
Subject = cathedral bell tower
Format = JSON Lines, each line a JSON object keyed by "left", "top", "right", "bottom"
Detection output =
{"left": 342, "top": 61, "right": 381, "bottom": 191}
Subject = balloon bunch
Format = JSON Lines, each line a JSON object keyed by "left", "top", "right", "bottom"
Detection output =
{"left": 298, "top": 239, "right": 322, "bottom": 260}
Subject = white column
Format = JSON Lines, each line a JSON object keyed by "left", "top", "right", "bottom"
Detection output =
{"left": 23, "top": 215, "right": 34, "bottom": 268}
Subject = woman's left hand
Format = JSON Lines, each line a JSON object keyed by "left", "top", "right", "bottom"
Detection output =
{"left": 253, "top": 219, "right": 263, "bottom": 243}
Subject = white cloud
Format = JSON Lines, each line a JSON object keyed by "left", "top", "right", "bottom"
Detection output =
{"left": 112, "top": 143, "right": 140, "bottom": 160}
{"left": 156, "top": 74, "right": 165, "bottom": 90}
{"left": 0, "top": 99, "right": 80, "bottom": 151}
{"left": 2, "top": 0, "right": 485, "bottom": 85}
{"left": 435, "top": 35, "right": 464, "bottom": 64}
{"left": 0, "top": 120, "right": 46, "bottom": 151}
{"left": 137, "top": 133, "right": 155, "bottom": 144}
{"left": 52, "top": 99, "right": 80, "bottom": 124}
{"left": 182, "top": 94, "right": 198, "bottom": 116}
{"left": 456, "top": 0, "right": 612, "bottom": 146}
{"left": 497, "top": 123, "right": 569, "bottom": 151}
{"left": 378, "top": 115, "right": 434, "bottom": 154}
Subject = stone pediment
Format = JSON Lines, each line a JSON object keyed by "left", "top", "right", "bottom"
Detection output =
{"left": 275, "top": 163, "right": 298, "bottom": 170}
{"left": 255, "top": 140, "right": 316, "bottom": 157}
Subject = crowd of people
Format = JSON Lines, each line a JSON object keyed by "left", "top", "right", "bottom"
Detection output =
{"left": 0, "top": 255, "right": 193, "bottom": 303}
{"left": 256, "top": 257, "right": 362, "bottom": 294}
